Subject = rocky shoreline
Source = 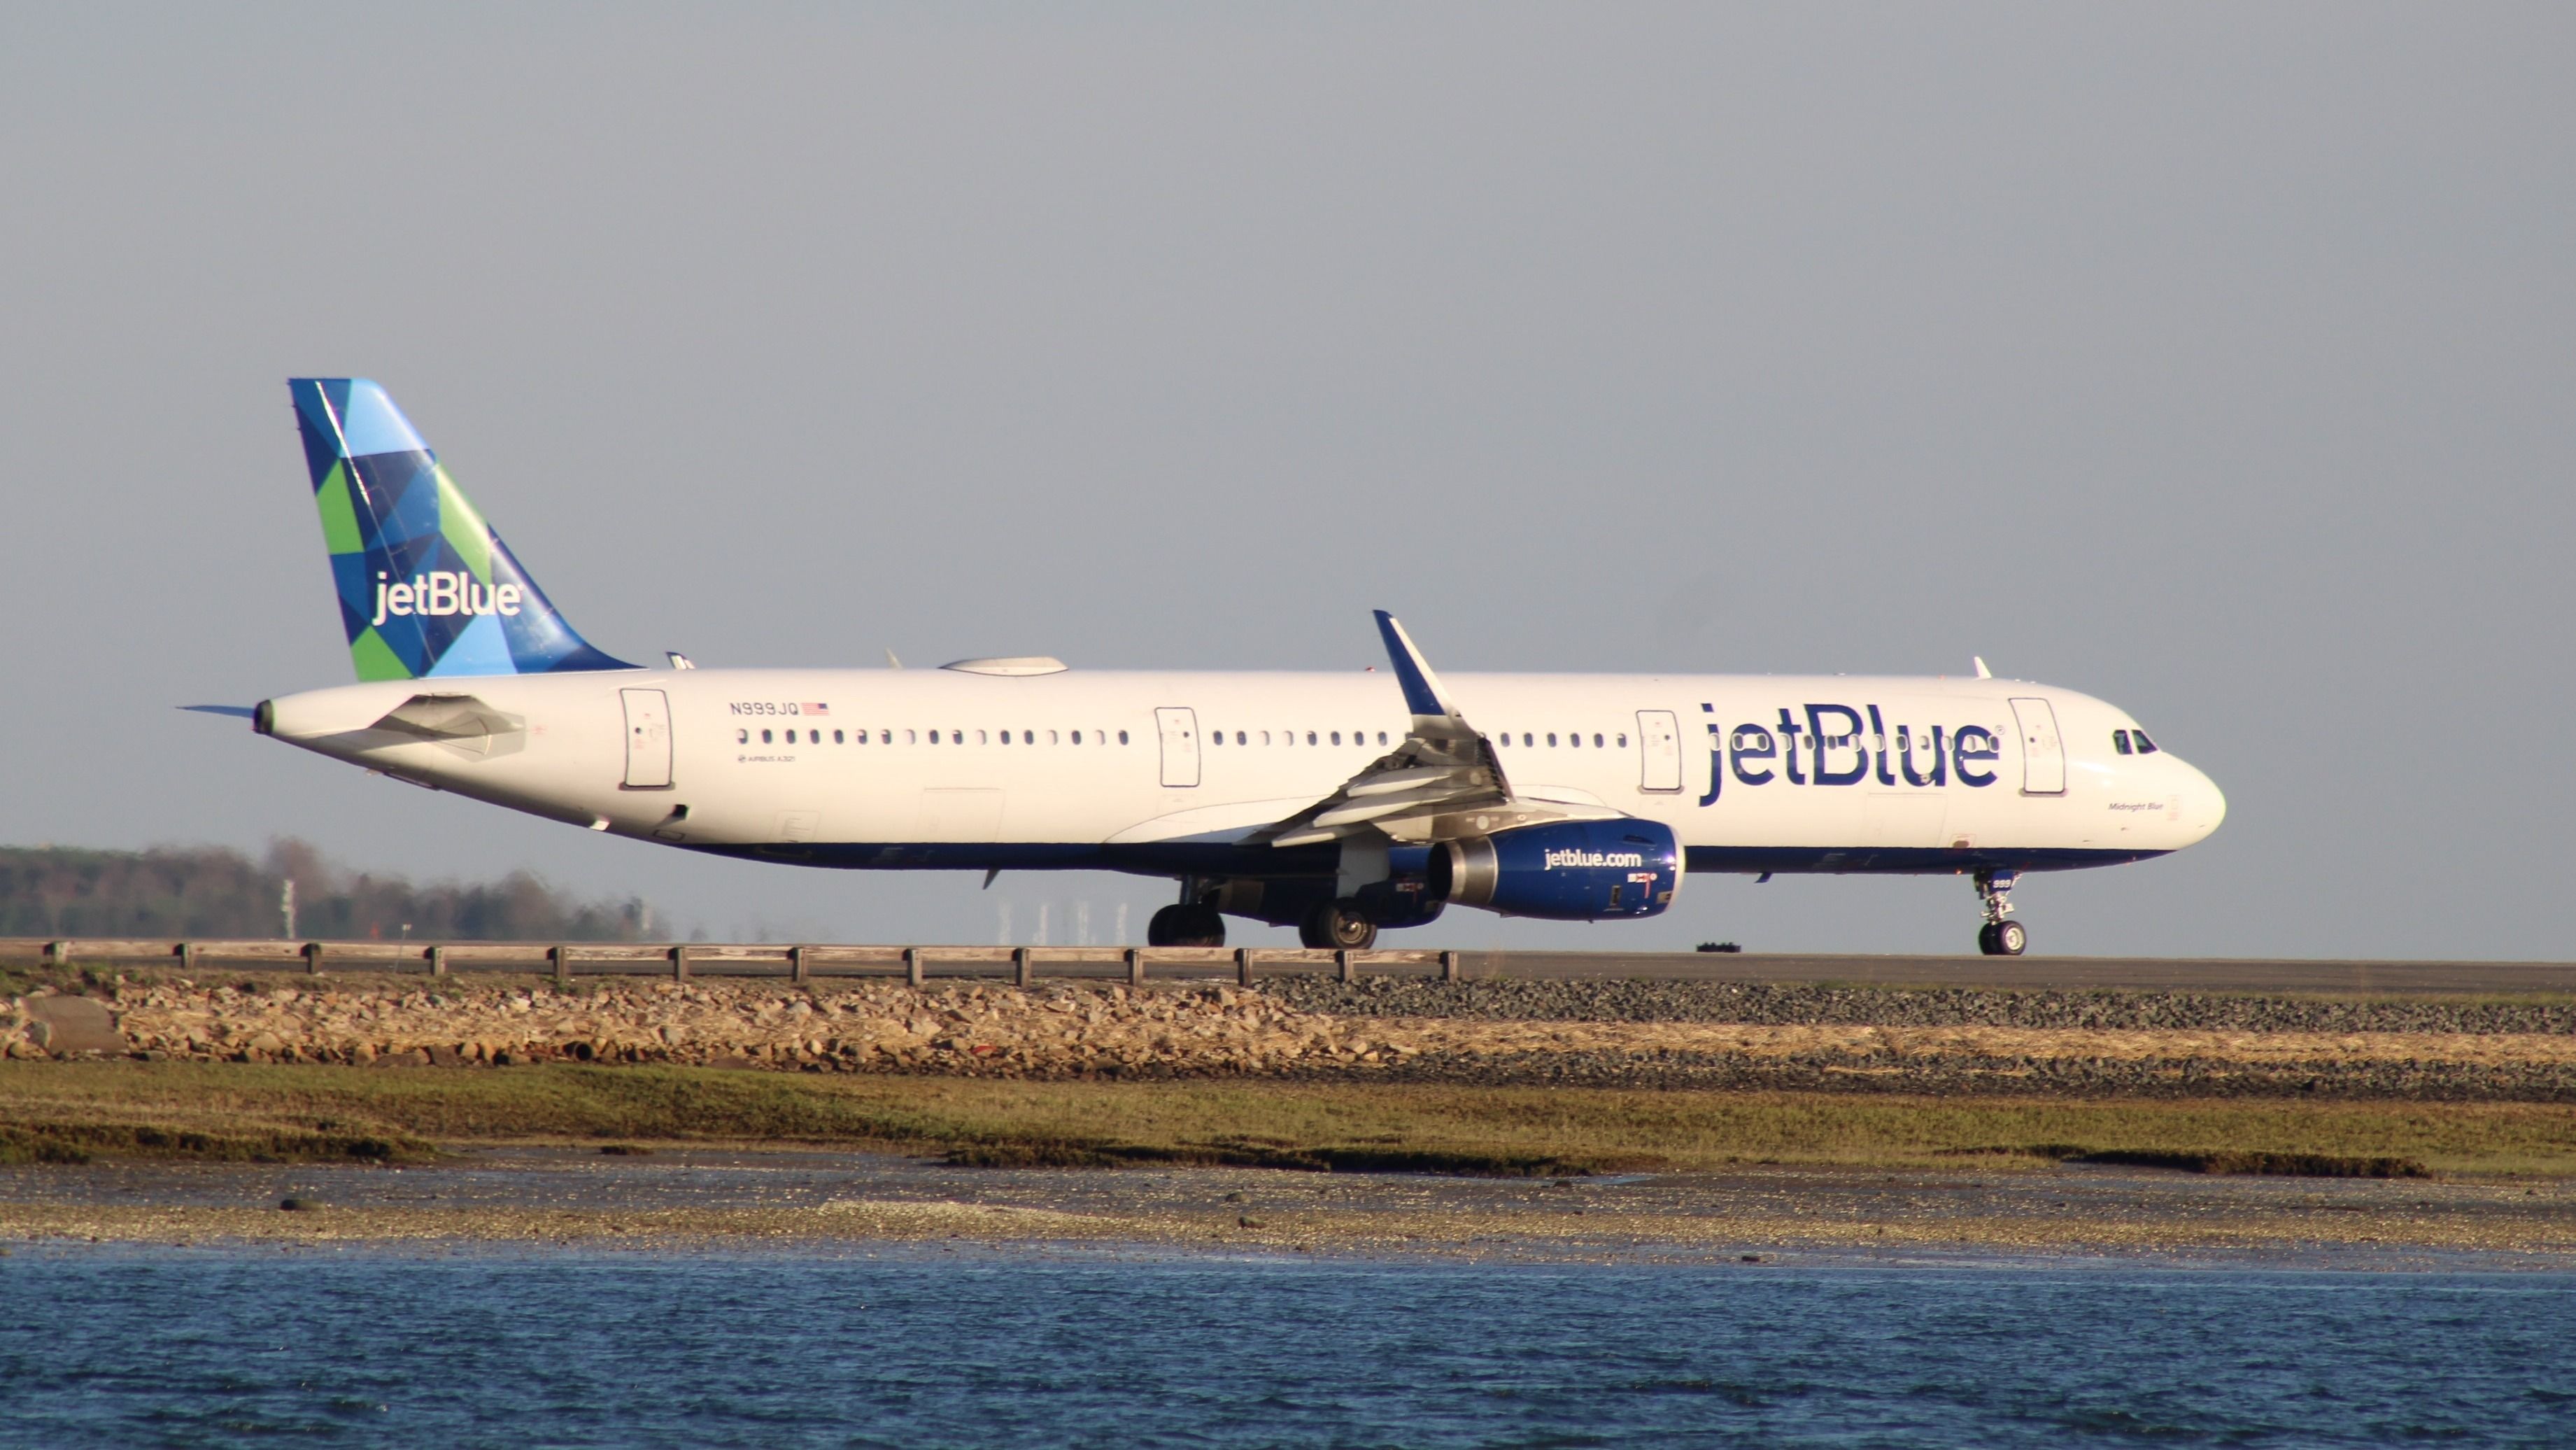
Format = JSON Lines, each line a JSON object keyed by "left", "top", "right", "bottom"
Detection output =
{"left": 6, "top": 973, "right": 2573, "bottom": 1101}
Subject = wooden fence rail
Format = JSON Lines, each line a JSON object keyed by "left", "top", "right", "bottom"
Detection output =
{"left": 0, "top": 937, "right": 1461, "bottom": 985}
{"left": 11, "top": 938, "right": 2576, "bottom": 994}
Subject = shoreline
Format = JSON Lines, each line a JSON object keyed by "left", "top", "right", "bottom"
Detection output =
{"left": 6, "top": 1147, "right": 2574, "bottom": 1269}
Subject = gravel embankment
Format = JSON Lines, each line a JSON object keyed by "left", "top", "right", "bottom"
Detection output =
{"left": 1264, "top": 978, "right": 2576, "bottom": 1036}
{"left": 7, "top": 974, "right": 2574, "bottom": 1101}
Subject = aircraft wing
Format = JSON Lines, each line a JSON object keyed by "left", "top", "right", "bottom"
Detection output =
{"left": 1247, "top": 611, "right": 1620, "bottom": 850}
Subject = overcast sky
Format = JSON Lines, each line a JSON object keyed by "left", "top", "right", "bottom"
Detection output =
{"left": 6, "top": 3, "right": 2571, "bottom": 959}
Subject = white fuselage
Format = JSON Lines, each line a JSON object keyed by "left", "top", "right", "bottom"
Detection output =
{"left": 257, "top": 666, "right": 2225, "bottom": 881}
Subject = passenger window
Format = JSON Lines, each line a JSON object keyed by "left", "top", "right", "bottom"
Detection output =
{"left": 1377, "top": 731, "right": 1388, "bottom": 745}
{"left": 1236, "top": 731, "right": 1247, "bottom": 745}
{"left": 1617, "top": 733, "right": 1627, "bottom": 747}
{"left": 1570, "top": 733, "right": 1581, "bottom": 749}
{"left": 807, "top": 729, "right": 819, "bottom": 744}
{"left": 1523, "top": 733, "right": 1534, "bottom": 747}
{"left": 998, "top": 730, "right": 1010, "bottom": 745}
{"left": 735, "top": 728, "right": 748, "bottom": 745}
{"left": 1049, "top": 730, "right": 1059, "bottom": 745}
{"left": 1331, "top": 731, "right": 1342, "bottom": 746}
{"left": 1118, "top": 730, "right": 1129, "bottom": 745}
{"left": 1261, "top": 731, "right": 1271, "bottom": 745}
{"left": 1070, "top": 730, "right": 1082, "bottom": 745}
{"left": 1306, "top": 731, "right": 1317, "bottom": 745}
{"left": 2132, "top": 731, "right": 2158, "bottom": 754}
{"left": 833, "top": 730, "right": 844, "bottom": 744}
{"left": 1593, "top": 733, "right": 1604, "bottom": 748}
{"left": 760, "top": 728, "right": 773, "bottom": 744}
{"left": 1547, "top": 733, "right": 1557, "bottom": 747}
{"left": 2113, "top": 730, "right": 2132, "bottom": 755}
{"left": 1211, "top": 730, "right": 1224, "bottom": 746}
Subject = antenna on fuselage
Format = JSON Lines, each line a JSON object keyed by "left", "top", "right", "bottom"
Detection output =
{"left": 886, "top": 649, "right": 904, "bottom": 669}
{"left": 1972, "top": 656, "right": 1993, "bottom": 680}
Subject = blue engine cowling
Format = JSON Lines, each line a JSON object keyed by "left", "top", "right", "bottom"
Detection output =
{"left": 1428, "top": 819, "right": 1682, "bottom": 921}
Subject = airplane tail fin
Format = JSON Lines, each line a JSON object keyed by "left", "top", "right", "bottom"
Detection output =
{"left": 288, "top": 379, "right": 634, "bottom": 682}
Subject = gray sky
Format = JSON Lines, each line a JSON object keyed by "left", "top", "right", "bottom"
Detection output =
{"left": 6, "top": 3, "right": 2571, "bottom": 958}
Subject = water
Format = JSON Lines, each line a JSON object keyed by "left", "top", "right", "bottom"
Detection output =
{"left": 3, "top": 1248, "right": 2572, "bottom": 1447}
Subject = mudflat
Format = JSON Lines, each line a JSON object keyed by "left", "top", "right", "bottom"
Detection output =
{"left": 6, "top": 1148, "right": 2573, "bottom": 1266}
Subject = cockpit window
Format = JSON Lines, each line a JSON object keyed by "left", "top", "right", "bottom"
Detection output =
{"left": 2131, "top": 730, "right": 2158, "bottom": 754}
{"left": 2112, "top": 730, "right": 2133, "bottom": 755}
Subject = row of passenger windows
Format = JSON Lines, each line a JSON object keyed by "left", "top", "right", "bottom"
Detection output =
{"left": 738, "top": 724, "right": 1654, "bottom": 751}
{"left": 1498, "top": 731, "right": 1627, "bottom": 749}
{"left": 1202, "top": 729, "right": 1632, "bottom": 749}
{"left": 1206, "top": 729, "right": 1389, "bottom": 747}
{"left": 738, "top": 728, "right": 1134, "bottom": 747}
{"left": 2112, "top": 729, "right": 2160, "bottom": 755}
{"left": 1727, "top": 731, "right": 1955, "bottom": 750}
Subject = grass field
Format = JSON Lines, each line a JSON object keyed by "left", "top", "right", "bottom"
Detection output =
{"left": 5, "top": 1060, "right": 2573, "bottom": 1178}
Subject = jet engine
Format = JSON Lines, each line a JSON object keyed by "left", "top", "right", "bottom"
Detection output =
{"left": 1427, "top": 819, "right": 1682, "bottom": 921}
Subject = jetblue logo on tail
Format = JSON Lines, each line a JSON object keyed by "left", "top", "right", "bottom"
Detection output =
{"left": 291, "top": 378, "right": 633, "bottom": 682}
{"left": 371, "top": 571, "right": 525, "bottom": 626}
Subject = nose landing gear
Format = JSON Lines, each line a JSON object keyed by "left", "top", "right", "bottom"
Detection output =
{"left": 1974, "top": 869, "right": 2027, "bottom": 956}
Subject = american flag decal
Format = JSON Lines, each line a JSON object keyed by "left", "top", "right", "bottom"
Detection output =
{"left": 802, "top": 702, "right": 830, "bottom": 716}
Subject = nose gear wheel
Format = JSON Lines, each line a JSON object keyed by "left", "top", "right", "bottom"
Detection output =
{"left": 1973, "top": 870, "right": 2027, "bottom": 956}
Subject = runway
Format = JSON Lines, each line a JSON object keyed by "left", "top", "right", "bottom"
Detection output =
{"left": 6, "top": 938, "right": 2573, "bottom": 995}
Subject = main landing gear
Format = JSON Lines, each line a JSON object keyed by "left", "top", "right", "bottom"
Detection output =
{"left": 1146, "top": 903, "right": 1226, "bottom": 948}
{"left": 1973, "top": 868, "right": 2027, "bottom": 956}
{"left": 1298, "top": 898, "right": 1378, "bottom": 952}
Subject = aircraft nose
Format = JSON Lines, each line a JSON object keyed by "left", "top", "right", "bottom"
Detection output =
{"left": 2182, "top": 761, "right": 2226, "bottom": 843}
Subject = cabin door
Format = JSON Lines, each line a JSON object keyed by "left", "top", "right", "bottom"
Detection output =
{"left": 1635, "top": 710, "right": 1683, "bottom": 792}
{"left": 2009, "top": 697, "right": 2065, "bottom": 796}
{"left": 1154, "top": 707, "right": 1201, "bottom": 787}
{"left": 620, "top": 689, "right": 673, "bottom": 789}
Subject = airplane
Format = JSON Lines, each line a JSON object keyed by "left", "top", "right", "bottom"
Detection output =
{"left": 204, "top": 379, "right": 2226, "bottom": 957}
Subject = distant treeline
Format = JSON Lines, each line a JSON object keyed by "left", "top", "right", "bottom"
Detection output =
{"left": 0, "top": 840, "right": 656, "bottom": 942}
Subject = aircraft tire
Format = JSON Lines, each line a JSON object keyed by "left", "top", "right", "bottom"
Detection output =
{"left": 1995, "top": 920, "right": 2027, "bottom": 955}
{"left": 1182, "top": 905, "right": 1226, "bottom": 948}
{"left": 1149, "top": 903, "right": 1226, "bottom": 948}
{"left": 1300, "top": 899, "right": 1378, "bottom": 952}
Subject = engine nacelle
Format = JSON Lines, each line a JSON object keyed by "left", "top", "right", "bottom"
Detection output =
{"left": 1429, "top": 819, "right": 1682, "bottom": 921}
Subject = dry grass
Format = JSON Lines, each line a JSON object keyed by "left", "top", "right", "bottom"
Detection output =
{"left": 5, "top": 1060, "right": 2575, "bottom": 1177}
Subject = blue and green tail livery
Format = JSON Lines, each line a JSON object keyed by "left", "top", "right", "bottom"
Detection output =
{"left": 290, "top": 379, "right": 633, "bottom": 682}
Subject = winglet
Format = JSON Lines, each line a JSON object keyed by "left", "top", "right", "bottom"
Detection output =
{"left": 1373, "top": 611, "right": 1460, "bottom": 719}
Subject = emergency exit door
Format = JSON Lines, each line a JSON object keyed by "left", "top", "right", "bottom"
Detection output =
{"left": 1154, "top": 706, "right": 1201, "bottom": 787}
{"left": 621, "top": 688, "right": 672, "bottom": 789}
{"left": 2009, "top": 696, "right": 2065, "bottom": 796}
{"left": 1635, "top": 710, "right": 1683, "bottom": 792}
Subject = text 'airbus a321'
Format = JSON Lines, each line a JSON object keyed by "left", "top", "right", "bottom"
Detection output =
{"left": 197, "top": 379, "right": 2225, "bottom": 955}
